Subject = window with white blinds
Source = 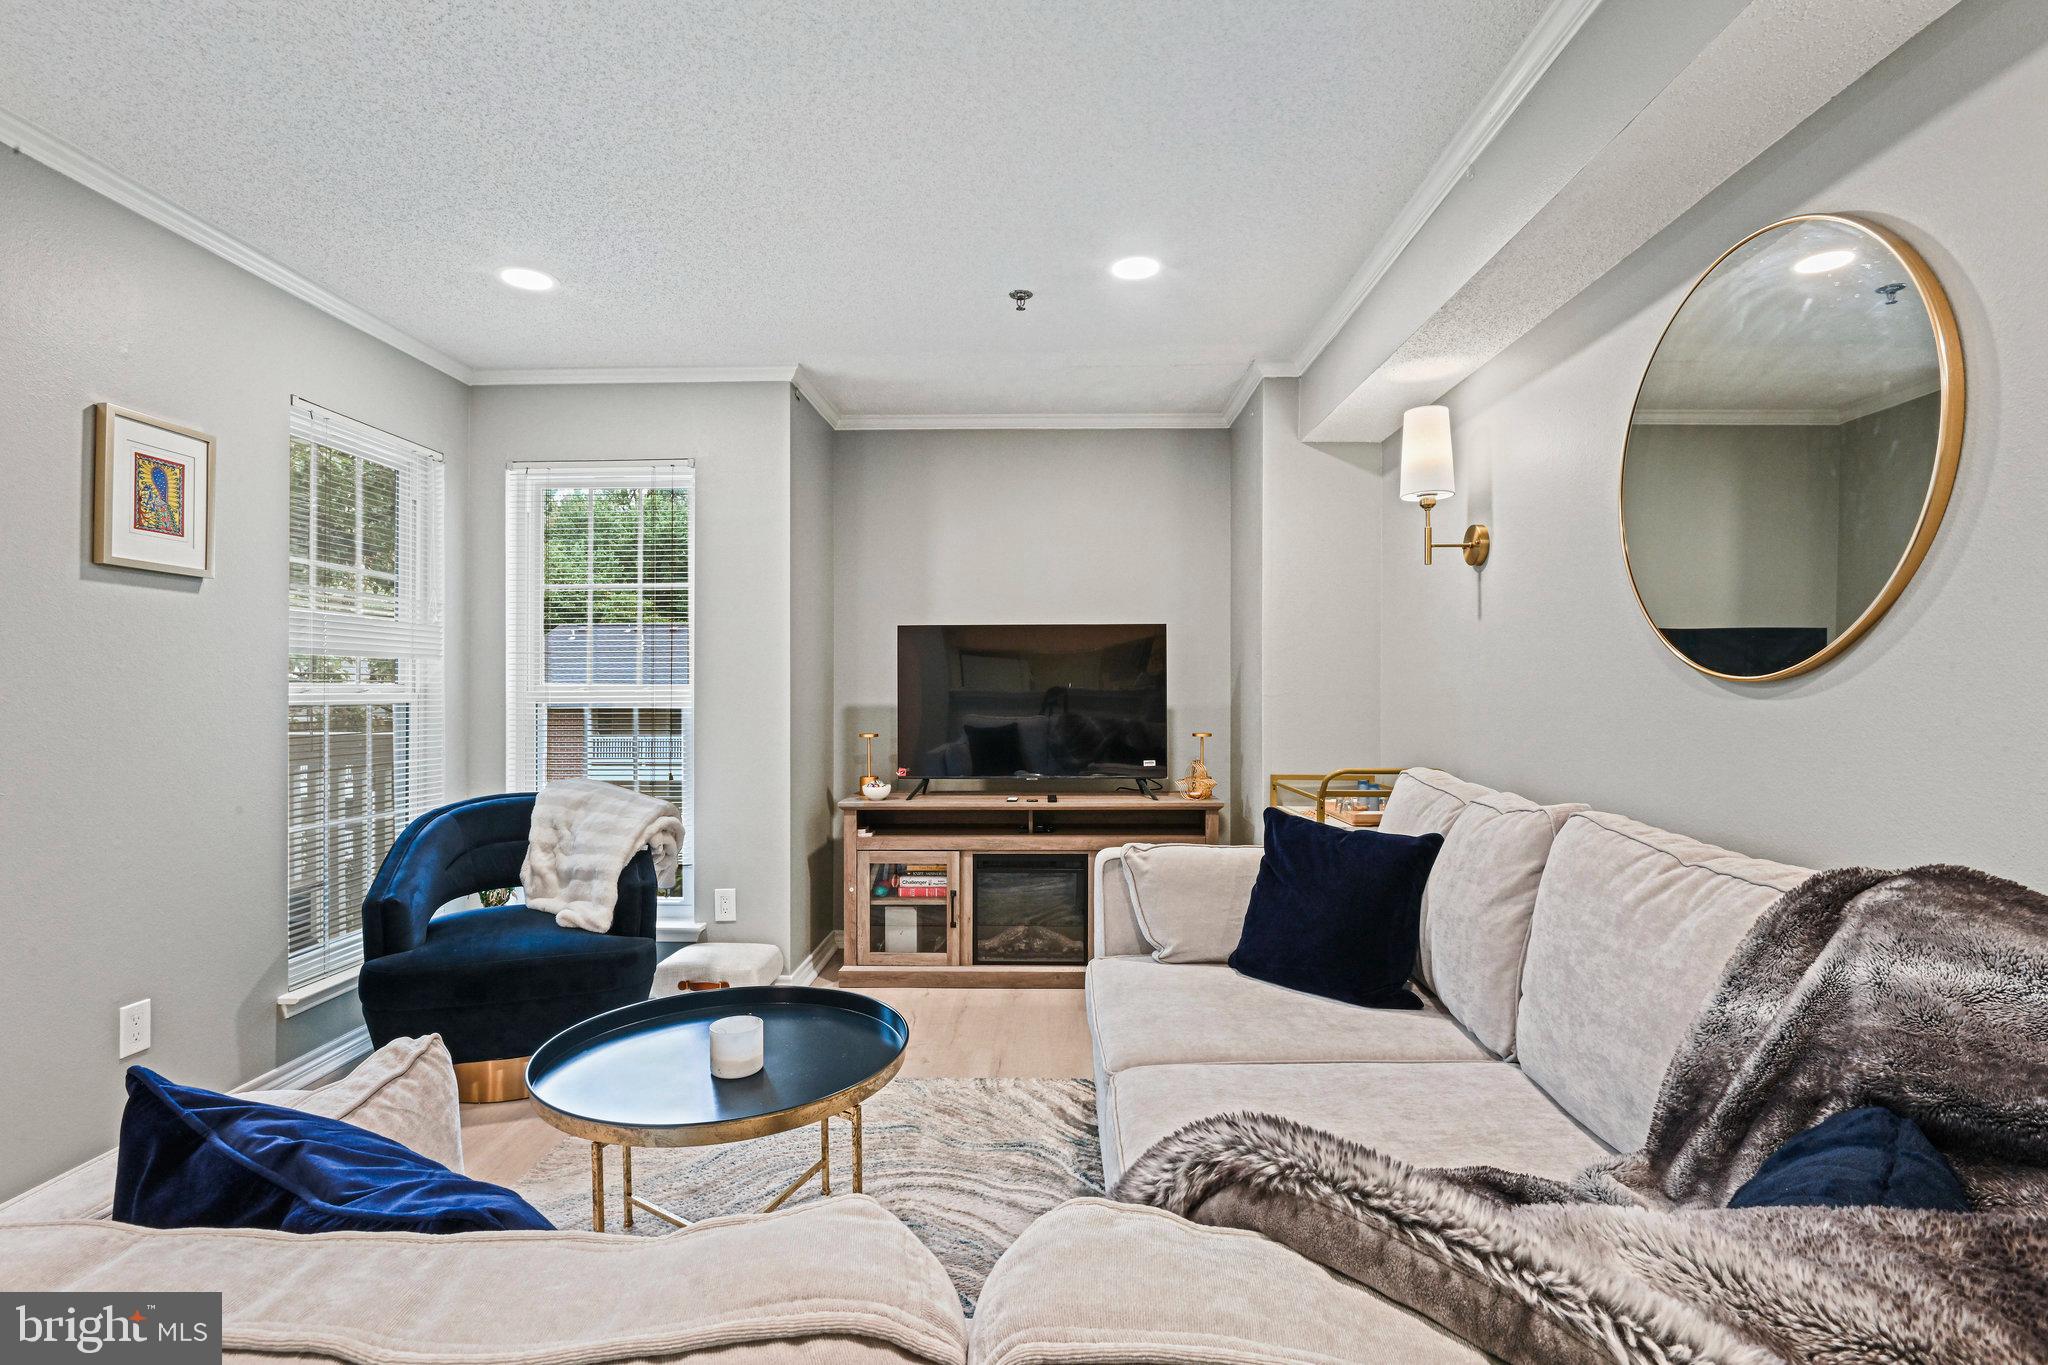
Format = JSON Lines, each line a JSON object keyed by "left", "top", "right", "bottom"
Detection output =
{"left": 505, "top": 461, "right": 695, "bottom": 905}
{"left": 287, "top": 399, "right": 445, "bottom": 989}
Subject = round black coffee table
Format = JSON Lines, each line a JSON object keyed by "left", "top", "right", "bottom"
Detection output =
{"left": 526, "top": 986, "right": 909, "bottom": 1231}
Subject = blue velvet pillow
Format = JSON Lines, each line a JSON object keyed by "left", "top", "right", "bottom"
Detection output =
{"left": 1228, "top": 809, "right": 1443, "bottom": 1010}
{"left": 1728, "top": 1106, "right": 1971, "bottom": 1212}
{"left": 113, "top": 1068, "right": 551, "bottom": 1233}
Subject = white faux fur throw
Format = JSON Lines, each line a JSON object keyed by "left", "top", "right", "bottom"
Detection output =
{"left": 521, "top": 779, "right": 683, "bottom": 932}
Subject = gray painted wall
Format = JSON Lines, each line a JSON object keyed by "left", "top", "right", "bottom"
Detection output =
{"left": 462, "top": 383, "right": 805, "bottom": 965}
{"left": 1623, "top": 423, "right": 1841, "bottom": 630}
{"left": 1837, "top": 392, "right": 1941, "bottom": 630}
{"left": 0, "top": 153, "right": 471, "bottom": 1196}
{"left": 1230, "top": 380, "right": 1383, "bottom": 838}
{"left": 829, "top": 429, "right": 1233, "bottom": 811}
{"left": 1229, "top": 399, "right": 1265, "bottom": 839}
{"left": 1251, "top": 382, "right": 1382, "bottom": 792}
{"left": 788, "top": 394, "right": 837, "bottom": 962}
{"left": 1378, "top": 0, "right": 2048, "bottom": 881}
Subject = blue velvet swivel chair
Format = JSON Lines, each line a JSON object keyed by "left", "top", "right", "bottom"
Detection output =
{"left": 358, "top": 793, "right": 659, "bottom": 1101}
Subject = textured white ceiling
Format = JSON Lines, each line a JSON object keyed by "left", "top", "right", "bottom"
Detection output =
{"left": 0, "top": 0, "right": 1549, "bottom": 418}
{"left": 1300, "top": 0, "right": 1964, "bottom": 442}
{"left": 1635, "top": 218, "right": 1940, "bottom": 420}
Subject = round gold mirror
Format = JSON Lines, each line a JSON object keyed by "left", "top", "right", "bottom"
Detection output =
{"left": 1621, "top": 214, "right": 1963, "bottom": 681}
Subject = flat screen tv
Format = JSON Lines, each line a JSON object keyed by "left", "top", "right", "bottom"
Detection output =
{"left": 898, "top": 624, "right": 1167, "bottom": 780}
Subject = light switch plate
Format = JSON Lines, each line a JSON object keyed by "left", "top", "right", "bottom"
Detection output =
{"left": 714, "top": 888, "right": 737, "bottom": 923}
{"left": 119, "top": 999, "right": 151, "bottom": 1058}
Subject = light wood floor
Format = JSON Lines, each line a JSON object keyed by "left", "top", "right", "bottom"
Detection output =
{"left": 460, "top": 958, "right": 1090, "bottom": 1187}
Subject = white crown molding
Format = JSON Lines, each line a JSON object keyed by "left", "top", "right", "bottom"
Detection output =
{"left": 1633, "top": 382, "right": 1943, "bottom": 428}
{"left": 1837, "top": 379, "right": 1942, "bottom": 425}
{"left": 1221, "top": 361, "right": 1296, "bottom": 426}
{"left": 836, "top": 411, "right": 1232, "bottom": 431}
{"left": 1, "top": 106, "right": 476, "bottom": 383}
{"left": 791, "top": 365, "right": 846, "bottom": 428}
{"left": 467, "top": 365, "right": 801, "bottom": 386}
{"left": 1630, "top": 407, "right": 1843, "bottom": 427}
{"left": 1277, "top": 0, "right": 1606, "bottom": 382}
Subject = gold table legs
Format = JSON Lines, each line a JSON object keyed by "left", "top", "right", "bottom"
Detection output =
{"left": 587, "top": 1105, "right": 864, "bottom": 1231}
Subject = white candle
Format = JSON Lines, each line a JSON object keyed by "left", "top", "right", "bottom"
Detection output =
{"left": 709, "top": 1014, "right": 765, "bottom": 1079}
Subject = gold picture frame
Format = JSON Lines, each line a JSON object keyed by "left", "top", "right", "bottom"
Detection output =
{"left": 93, "top": 402, "right": 217, "bottom": 577}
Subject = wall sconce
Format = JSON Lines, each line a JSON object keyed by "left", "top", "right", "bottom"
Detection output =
{"left": 1400, "top": 405, "right": 1490, "bottom": 567}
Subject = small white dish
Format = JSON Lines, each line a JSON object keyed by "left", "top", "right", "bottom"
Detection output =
{"left": 861, "top": 780, "right": 893, "bottom": 799}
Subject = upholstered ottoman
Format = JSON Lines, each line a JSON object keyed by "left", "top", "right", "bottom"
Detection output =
{"left": 653, "top": 941, "right": 785, "bottom": 994}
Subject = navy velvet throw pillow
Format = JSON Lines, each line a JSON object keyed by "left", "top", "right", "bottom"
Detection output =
{"left": 1728, "top": 1106, "right": 1971, "bottom": 1212}
{"left": 1228, "top": 809, "right": 1443, "bottom": 1010}
{"left": 113, "top": 1067, "right": 552, "bottom": 1233}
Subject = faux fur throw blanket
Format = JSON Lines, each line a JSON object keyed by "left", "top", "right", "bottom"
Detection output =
{"left": 1121, "top": 865, "right": 2048, "bottom": 1364}
{"left": 522, "top": 779, "right": 682, "bottom": 932}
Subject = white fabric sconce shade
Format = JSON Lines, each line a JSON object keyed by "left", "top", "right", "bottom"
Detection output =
{"left": 1400, "top": 404, "right": 1490, "bottom": 567}
{"left": 1400, "top": 405, "right": 1456, "bottom": 503}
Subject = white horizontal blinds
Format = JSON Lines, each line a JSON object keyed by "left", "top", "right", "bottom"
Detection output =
{"left": 506, "top": 461, "right": 695, "bottom": 894}
{"left": 287, "top": 399, "right": 446, "bottom": 988}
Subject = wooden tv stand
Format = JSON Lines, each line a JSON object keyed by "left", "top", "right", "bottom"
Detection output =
{"left": 837, "top": 792, "right": 1223, "bottom": 988}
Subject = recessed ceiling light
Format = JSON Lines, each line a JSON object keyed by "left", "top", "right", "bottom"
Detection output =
{"left": 1792, "top": 250, "right": 1855, "bottom": 275}
{"left": 1110, "top": 256, "right": 1162, "bottom": 281}
{"left": 498, "top": 266, "right": 557, "bottom": 291}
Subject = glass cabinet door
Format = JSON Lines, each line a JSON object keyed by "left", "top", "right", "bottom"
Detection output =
{"left": 855, "top": 852, "right": 959, "bottom": 964}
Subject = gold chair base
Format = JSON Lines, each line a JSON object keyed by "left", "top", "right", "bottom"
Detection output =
{"left": 589, "top": 1105, "right": 864, "bottom": 1232}
{"left": 454, "top": 1056, "right": 531, "bottom": 1103}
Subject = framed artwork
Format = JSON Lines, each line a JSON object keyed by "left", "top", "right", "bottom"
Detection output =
{"left": 93, "top": 403, "right": 215, "bottom": 576}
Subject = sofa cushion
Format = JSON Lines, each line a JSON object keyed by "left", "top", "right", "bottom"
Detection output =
{"left": 1427, "top": 798, "right": 1581, "bottom": 1058}
{"left": 113, "top": 1069, "right": 550, "bottom": 1234}
{"left": 4, "top": 1196, "right": 968, "bottom": 1364}
{"left": 1728, "top": 1106, "right": 1971, "bottom": 1212}
{"left": 974, "top": 1198, "right": 1485, "bottom": 1364}
{"left": 1378, "top": 766, "right": 1490, "bottom": 841}
{"left": 1379, "top": 770, "right": 1584, "bottom": 1059}
{"left": 1102, "top": 1060, "right": 1609, "bottom": 1186}
{"left": 1119, "top": 843, "right": 1263, "bottom": 963}
{"left": 0, "top": 1036, "right": 458, "bottom": 1225}
{"left": 292, "top": 1033, "right": 464, "bottom": 1173}
{"left": 1515, "top": 811, "right": 1812, "bottom": 1151}
{"left": 1085, "top": 956, "right": 1490, "bottom": 1075}
{"left": 1229, "top": 811, "right": 1441, "bottom": 1010}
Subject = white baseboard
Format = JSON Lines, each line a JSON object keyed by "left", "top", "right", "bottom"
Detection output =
{"left": 244, "top": 1025, "right": 371, "bottom": 1093}
{"left": 780, "top": 931, "right": 843, "bottom": 987}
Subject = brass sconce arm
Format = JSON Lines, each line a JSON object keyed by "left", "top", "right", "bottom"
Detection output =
{"left": 1417, "top": 496, "right": 1491, "bottom": 567}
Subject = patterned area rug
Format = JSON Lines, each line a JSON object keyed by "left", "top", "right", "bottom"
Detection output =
{"left": 516, "top": 1077, "right": 1101, "bottom": 1314}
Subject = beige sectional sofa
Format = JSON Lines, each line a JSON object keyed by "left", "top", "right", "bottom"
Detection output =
{"left": 0, "top": 1041, "right": 971, "bottom": 1364}
{"left": 973, "top": 766, "right": 1815, "bottom": 1361}
{"left": 3, "top": 766, "right": 1818, "bottom": 1363}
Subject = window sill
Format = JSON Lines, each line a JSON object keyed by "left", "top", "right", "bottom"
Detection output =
{"left": 656, "top": 909, "right": 706, "bottom": 944}
{"left": 277, "top": 967, "right": 361, "bottom": 1018}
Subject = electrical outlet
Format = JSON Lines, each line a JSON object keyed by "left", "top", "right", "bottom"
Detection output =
{"left": 714, "top": 888, "right": 738, "bottom": 923}
{"left": 119, "top": 1000, "right": 151, "bottom": 1059}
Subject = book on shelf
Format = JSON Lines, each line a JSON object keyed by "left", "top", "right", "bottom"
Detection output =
{"left": 872, "top": 869, "right": 951, "bottom": 898}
